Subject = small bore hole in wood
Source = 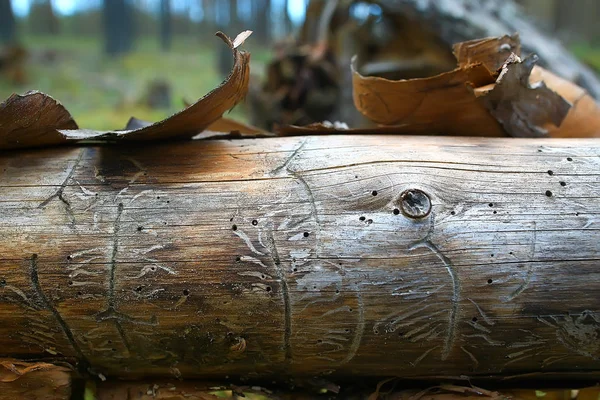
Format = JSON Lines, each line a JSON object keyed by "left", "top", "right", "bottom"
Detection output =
{"left": 393, "top": 208, "right": 400, "bottom": 215}
{"left": 230, "top": 217, "right": 234, "bottom": 222}
{"left": 236, "top": 256, "right": 241, "bottom": 262}
{"left": 135, "top": 286, "right": 142, "bottom": 292}
{"left": 261, "top": 274, "right": 265, "bottom": 279}
{"left": 548, "top": 170, "right": 553, "bottom": 176}
{"left": 576, "top": 212, "right": 580, "bottom": 216}
{"left": 150, "top": 266, "right": 156, "bottom": 271}
{"left": 157, "top": 196, "right": 160, "bottom": 199}
{"left": 490, "top": 254, "right": 494, "bottom": 257}
{"left": 345, "top": 328, "right": 351, "bottom": 333}
{"left": 493, "top": 211, "right": 497, "bottom": 214}
{"left": 451, "top": 211, "right": 456, "bottom": 215}
{"left": 77, "top": 291, "right": 82, "bottom": 296}
{"left": 509, "top": 252, "right": 513, "bottom": 255}
{"left": 487, "top": 279, "right": 493, "bottom": 284}
{"left": 183, "top": 289, "right": 189, "bottom": 296}
{"left": 349, "top": 308, "right": 353, "bottom": 312}
{"left": 303, "top": 232, "right": 309, "bottom": 237}
{"left": 66, "top": 255, "right": 72, "bottom": 260}
{"left": 266, "top": 286, "right": 272, "bottom": 292}
{"left": 232, "top": 225, "right": 237, "bottom": 231}
{"left": 359, "top": 216, "right": 366, "bottom": 221}
{"left": 567, "top": 157, "right": 573, "bottom": 161}
{"left": 166, "top": 200, "right": 170, "bottom": 204}
{"left": 472, "top": 317, "right": 478, "bottom": 322}
{"left": 335, "top": 289, "right": 340, "bottom": 294}
{"left": 68, "top": 281, "right": 73, "bottom": 286}
{"left": 293, "top": 267, "right": 298, "bottom": 272}
{"left": 366, "top": 219, "right": 373, "bottom": 225}
{"left": 489, "top": 203, "right": 493, "bottom": 207}
{"left": 137, "top": 226, "right": 143, "bottom": 232}
{"left": 560, "top": 181, "right": 566, "bottom": 186}
{"left": 0, "top": 279, "right": 5, "bottom": 287}
{"left": 545, "top": 190, "right": 553, "bottom": 197}
{"left": 252, "top": 220, "right": 258, "bottom": 226}
{"left": 374, "top": 329, "right": 379, "bottom": 334}
{"left": 372, "top": 190, "right": 378, "bottom": 196}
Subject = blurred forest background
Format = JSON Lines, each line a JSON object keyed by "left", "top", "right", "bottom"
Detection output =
{"left": 0, "top": 0, "right": 599, "bottom": 130}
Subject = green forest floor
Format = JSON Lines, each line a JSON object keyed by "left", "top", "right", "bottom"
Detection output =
{"left": 0, "top": 35, "right": 272, "bottom": 130}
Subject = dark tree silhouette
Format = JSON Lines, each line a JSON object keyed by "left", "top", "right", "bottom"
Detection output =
{"left": 253, "top": 0, "right": 271, "bottom": 44}
{"left": 29, "top": 0, "right": 60, "bottom": 35}
{"left": 103, "top": 0, "right": 134, "bottom": 56}
{"left": 159, "top": 0, "right": 172, "bottom": 51}
{"left": 0, "top": 0, "right": 15, "bottom": 43}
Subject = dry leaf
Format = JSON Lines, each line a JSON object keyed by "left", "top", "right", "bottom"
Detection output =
{"left": 529, "top": 66, "right": 600, "bottom": 138}
{"left": 479, "top": 54, "right": 571, "bottom": 137}
{"left": 0, "top": 90, "right": 78, "bottom": 150}
{"left": 205, "top": 117, "right": 270, "bottom": 136}
{"left": 60, "top": 31, "right": 251, "bottom": 142}
{"left": 351, "top": 55, "right": 506, "bottom": 136}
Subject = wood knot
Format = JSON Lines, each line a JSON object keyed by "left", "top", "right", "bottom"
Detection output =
{"left": 229, "top": 337, "right": 247, "bottom": 353}
{"left": 399, "top": 189, "right": 431, "bottom": 219}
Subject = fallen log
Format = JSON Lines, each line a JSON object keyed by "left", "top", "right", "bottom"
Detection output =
{"left": 0, "top": 135, "right": 599, "bottom": 380}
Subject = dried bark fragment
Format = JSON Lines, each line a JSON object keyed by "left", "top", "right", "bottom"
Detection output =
{"left": 529, "top": 66, "right": 600, "bottom": 138}
{"left": 0, "top": 91, "right": 78, "bottom": 150}
{"left": 453, "top": 34, "right": 521, "bottom": 74}
{"left": 479, "top": 54, "right": 571, "bottom": 138}
{"left": 0, "top": 359, "right": 71, "bottom": 399}
{"left": 351, "top": 56, "right": 506, "bottom": 137}
{"left": 60, "top": 31, "right": 251, "bottom": 142}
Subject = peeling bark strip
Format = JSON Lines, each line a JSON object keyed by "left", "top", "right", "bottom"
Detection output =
{"left": 0, "top": 135, "right": 600, "bottom": 380}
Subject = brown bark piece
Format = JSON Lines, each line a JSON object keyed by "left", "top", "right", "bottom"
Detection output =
{"left": 479, "top": 55, "right": 571, "bottom": 138}
{"left": 0, "top": 359, "right": 71, "bottom": 400}
{"left": 529, "top": 66, "right": 600, "bottom": 138}
{"left": 351, "top": 57, "right": 506, "bottom": 136}
{"left": 0, "top": 91, "right": 78, "bottom": 150}
{"left": 452, "top": 34, "right": 521, "bottom": 74}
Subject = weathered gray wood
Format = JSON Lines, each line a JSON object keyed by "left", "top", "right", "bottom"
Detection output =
{"left": 0, "top": 135, "right": 599, "bottom": 380}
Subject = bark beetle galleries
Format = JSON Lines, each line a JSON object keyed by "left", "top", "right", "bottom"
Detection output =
{"left": 400, "top": 189, "right": 432, "bottom": 219}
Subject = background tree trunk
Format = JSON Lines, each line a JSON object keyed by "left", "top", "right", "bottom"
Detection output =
{"left": 159, "top": 0, "right": 171, "bottom": 51}
{"left": 29, "top": 0, "right": 60, "bottom": 36}
{"left": 0, "top": 136, "right": 599, "bottom": 380}
{"left": 103, "top": 0, "right": 134, "bottom": 56}
{"left": 0, "top": 0, "right": 15, "bottom": 44}
{"left": 253, "top": 0, "right": 271, "bottom": 44}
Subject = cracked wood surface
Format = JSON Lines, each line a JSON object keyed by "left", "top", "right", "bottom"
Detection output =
{"left": 0, "top": 135, "right": 599, "bottom": 380}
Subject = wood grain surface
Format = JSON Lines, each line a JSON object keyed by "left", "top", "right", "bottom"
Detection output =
{"left": 0, "top": 135, "right": 599, "bottom": 380}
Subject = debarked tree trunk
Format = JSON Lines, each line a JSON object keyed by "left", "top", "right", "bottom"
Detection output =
{"left": 0, "top": 135, "right": 599, "bottom": 380}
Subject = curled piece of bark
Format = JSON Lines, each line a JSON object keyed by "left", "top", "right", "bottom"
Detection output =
{"left": 479, "top": 54, "right": 571, "bottom": 138}
{"left": 0, "top": 91, "right": 78, "bottom": 150}
{"left": 60, "top": 31, "right": 251, "bottom": 142}
{"left": 351, "top": 56, "right": 506, "bottom": 136}
{"left": 0, "top": 359, "right": 71, "bottom": 399}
